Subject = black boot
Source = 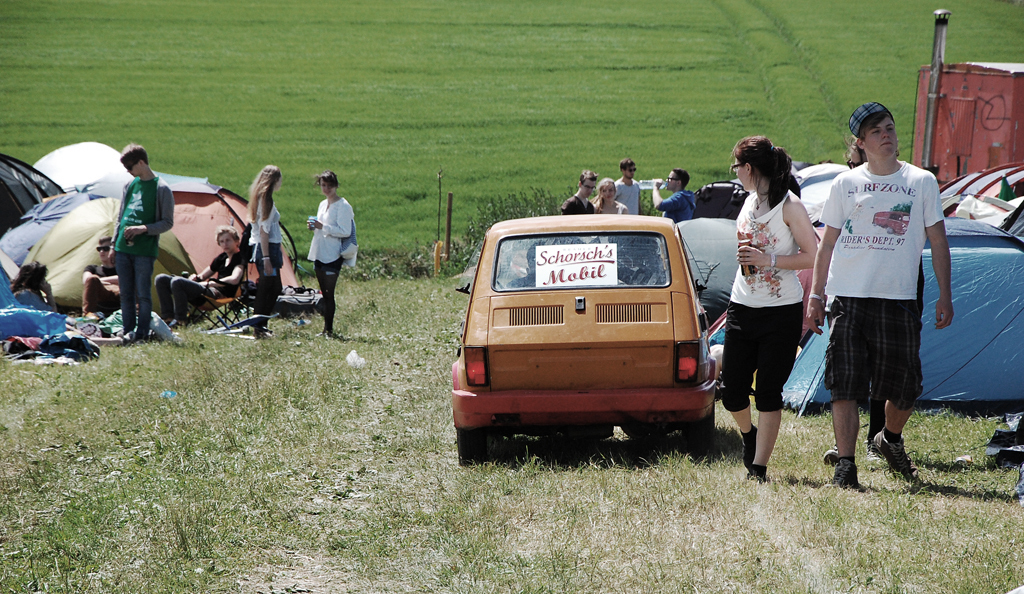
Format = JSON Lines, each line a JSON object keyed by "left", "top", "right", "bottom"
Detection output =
{"left": 741, "top": 426, "right": 758, "bottom": 472}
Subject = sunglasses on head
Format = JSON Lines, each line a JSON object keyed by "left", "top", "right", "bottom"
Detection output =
{"left": 96, "top": 246, "right": 111, "bottom": 253}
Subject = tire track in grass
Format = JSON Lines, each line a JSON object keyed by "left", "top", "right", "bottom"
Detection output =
{"left": 746, "top": 0, "right": 844, "bottom": 137}
{"left": 708, "top": 0, "right": 842, "bottom": 159}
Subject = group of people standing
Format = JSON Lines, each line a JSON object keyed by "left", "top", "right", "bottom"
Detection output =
{"left": 11, "top": 103, "right": 953, "bottom": 489}
{"left": 560, "top": 158, "right": 697, "bottom": 224}
{"left": 549, "top": 103, "right": 954, "bottom": 488}
{"left": 63, "top": 146, "right": 357, "bottom": 342}
{"left": 720, "top": 102, "right": 953, "bottom": 487}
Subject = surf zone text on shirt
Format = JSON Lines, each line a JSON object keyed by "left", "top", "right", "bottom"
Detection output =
{"left": 847, "top": 182, "right": 917, "bottom": 199}
{"left": 536, "top": 244, "right": 618, "bottom": 288}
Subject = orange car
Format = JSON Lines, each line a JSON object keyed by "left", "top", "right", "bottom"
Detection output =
{"left": 451, "top": 215, "right": 718, "bottom": 464}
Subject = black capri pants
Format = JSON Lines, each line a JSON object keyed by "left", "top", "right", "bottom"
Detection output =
{"left": 720, "top": 301, "right": 804, "bottom": 413}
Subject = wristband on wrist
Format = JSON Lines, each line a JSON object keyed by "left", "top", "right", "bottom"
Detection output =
{"left": 262, "top": 257, "right": 270, "bottom": 261}
{"left": 770, "top": 253, "right": 777, "bottom": 268}
{"left": 809, "top": 293, "right": 824, "bottom": 304}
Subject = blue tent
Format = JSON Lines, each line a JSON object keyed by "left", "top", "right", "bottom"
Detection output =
{"left": 0, "top": 192, "right": 101, "bottom": 266}
{"left": 784, "top": 218, "right": 1024, "bottom": 417}
{"left": 0, "top": 265, "right": 66, "bottom": 339}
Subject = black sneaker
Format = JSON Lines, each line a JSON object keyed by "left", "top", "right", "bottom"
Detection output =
{"left": 830, "top": 458, "right": 861, "bottom": 489}
{"left": 873, "top": 432, "right": 919, "bottom": 479}
{"left": 747, "top": 466, "right": 768, "bottom": 483}
{"left": 742, "top": 426, "right": 758, "bottom": 471}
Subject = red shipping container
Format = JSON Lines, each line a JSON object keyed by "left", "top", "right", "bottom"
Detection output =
{"left": 913, "top": 62, "right": 1024, "bottom": 184}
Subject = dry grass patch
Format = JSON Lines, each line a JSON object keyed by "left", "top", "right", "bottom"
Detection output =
{"left": 1, "top": 278, "right": 1022, "bottom": 593}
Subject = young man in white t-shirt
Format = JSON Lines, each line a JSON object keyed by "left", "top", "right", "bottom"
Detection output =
{"left": 614, "top": 158, "right": 641, "bottom": 215}
{"left": 806, "top": 102, "right": 954, "bottom": 489}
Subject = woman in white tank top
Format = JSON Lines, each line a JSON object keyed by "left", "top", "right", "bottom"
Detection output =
{"left": 720, "top": 136, "right": 818, "bottom": 482}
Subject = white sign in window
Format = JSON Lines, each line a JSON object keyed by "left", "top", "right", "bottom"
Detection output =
{"left": 535, "top": 243, "right": 617, "bottom": 288}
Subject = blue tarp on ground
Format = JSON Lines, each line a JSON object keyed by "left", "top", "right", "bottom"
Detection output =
{"left": 0, "top": 266, "right": 66, "bottom": 339}
{"left": 783, "top": 218, "right": 1024, "bottom": 417}
{"left": 0, "top": 192, "right": 101, "bottom": 266}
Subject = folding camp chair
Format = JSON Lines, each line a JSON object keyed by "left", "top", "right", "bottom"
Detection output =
{"left": 189, "top": 283, "right": 251, "bottom": 330}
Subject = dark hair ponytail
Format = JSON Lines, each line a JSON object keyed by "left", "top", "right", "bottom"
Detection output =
{"left": 732, "top": 136, "right": 793, "bottom": 208}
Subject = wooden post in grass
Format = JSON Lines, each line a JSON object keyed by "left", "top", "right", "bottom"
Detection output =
{"left": 444, "top": 192, "right": 453, "bottom": 261}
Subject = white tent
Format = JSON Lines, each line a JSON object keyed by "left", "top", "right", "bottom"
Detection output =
{"left": 33, "top": 142, "right": 208, "bottom": 197}
{"left": 794, "top": 163, "right": 848, "bottom": 224}
{"left": 33, "top": 142, "right": 124, "bottom": 193}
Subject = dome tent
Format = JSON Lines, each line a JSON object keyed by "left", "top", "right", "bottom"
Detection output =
{"left": 0, "top": 192, "right": 102, "bottom": 267}
{"left": 25, "top": 198, "right": 194, "bottom": 309}
{"left": 0, "top": 153, "right": 62, "bottom": 238}
{"left": 784, "top": 218, "right": 1024, "bottom": 417}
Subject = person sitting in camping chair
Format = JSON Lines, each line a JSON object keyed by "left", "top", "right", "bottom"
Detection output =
{"left": 82, "top": 236, "right": 120, "bottom": 317}
{"left": 155, "top": 225, "right": 244, "bottom": 328}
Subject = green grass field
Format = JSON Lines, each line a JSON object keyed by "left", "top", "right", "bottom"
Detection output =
{"left": 2, "top": 0, "right": 1023, "bottom": 251}
{"left": 3, "top": 3, "right": 1024, "bottom": 590}
{"left": 1, "top": 279, "right": 1022, "bottom": 593}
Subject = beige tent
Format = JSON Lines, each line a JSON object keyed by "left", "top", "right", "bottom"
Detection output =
{"left": 25, "top": 198, "right": 194, "bottom": 309}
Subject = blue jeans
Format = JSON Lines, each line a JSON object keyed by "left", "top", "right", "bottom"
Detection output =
{"left": 116, "top": 251, "right": 156, "bottom": 337}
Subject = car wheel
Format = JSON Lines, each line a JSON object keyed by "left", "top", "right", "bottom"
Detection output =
{"left": 683, "top": 407, "right": 715, "bottom": 459}
{"left": 457, "top": 428, "right": 488, "bottom": 465}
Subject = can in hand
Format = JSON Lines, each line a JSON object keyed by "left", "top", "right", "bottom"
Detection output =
{"left": 308, "top": 216, "right": 318, "bottom": 230}
{"left": 738, "top": 234, "right": 756, "bottom": 276}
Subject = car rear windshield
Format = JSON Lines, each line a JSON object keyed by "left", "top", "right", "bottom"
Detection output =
{"left": 492, "top": 232, "right": 671, "bottom": 291}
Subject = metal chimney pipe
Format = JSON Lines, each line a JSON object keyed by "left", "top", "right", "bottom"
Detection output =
{"left": 921, "top": 9, "right": 951, "bottom": 173}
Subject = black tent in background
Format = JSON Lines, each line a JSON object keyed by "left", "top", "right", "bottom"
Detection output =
{"left": 0, "top": 154, "right": 62, "bottom": 238}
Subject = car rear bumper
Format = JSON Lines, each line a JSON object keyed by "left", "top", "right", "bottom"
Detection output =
{"left": 452, "top": 362, "right": 716, "bottom": 430}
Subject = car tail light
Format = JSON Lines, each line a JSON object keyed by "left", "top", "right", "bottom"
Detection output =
{"left": 676, "top": 340, "right": 705, "bottom": 383}
{"left": 465, "top": 347, "right": 488, "bottom": 386}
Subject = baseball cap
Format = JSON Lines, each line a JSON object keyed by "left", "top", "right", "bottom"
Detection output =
{"left": 849, "top": 102, "right": 893, "bottom": 137}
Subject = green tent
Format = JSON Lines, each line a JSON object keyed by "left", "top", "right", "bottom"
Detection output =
{"left": 25, "top": 198, "right": 194, "bottom": 309}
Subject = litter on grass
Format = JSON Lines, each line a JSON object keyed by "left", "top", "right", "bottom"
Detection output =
{"left": 984, "top": 413, "right": 1024, "bottom": 506}
{"left": 346, "top": 350, "right": 365, "bottom": 369}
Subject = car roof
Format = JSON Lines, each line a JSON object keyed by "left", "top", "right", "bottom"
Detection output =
{"left": 486, "top": 215, "right": 677, "bottom": 241}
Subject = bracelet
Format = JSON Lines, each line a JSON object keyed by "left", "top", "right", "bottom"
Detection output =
{"left": 770, "top": 253, "right": 777, "bottom": 268}
{"left": 262, "top": 257, "right": 270, "bottom": 261}
{"left": 809, "top": 294, "right": 825, "bottom": 303}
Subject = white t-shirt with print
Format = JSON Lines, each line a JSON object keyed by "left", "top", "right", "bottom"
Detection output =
{"left": 820, "top": 162, "right": 942, "bottom": 300}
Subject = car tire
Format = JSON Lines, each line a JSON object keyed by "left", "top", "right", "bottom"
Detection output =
{"left": 683, "top": 407, "right": 715, "bottom": 459}
{"left": 457, "top": 428, "right": 488, "bottom": 465}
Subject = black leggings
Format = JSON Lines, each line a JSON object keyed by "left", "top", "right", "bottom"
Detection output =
{"left": 720, "top": 301, "right": 804, "bottom": 413}
{"left": 315, "top": 259, "right": 341, "bottom": 334}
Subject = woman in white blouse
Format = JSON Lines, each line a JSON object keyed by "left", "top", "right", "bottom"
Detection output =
{"left": 307, "top": 170, "right": 357, "bottom": 337}
{"left": 247, "top": 165, "right": 284, "bottom": 332}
